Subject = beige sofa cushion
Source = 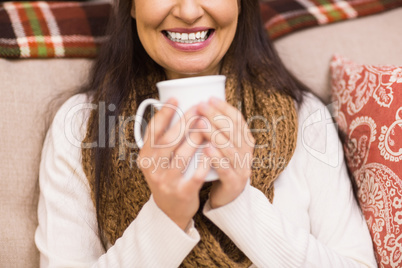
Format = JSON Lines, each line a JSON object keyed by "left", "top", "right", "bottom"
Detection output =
{"left": 274, "top": 8, "right": 402, "bottom": 103}
{"left": 0, "top": 58, "right": 93, "bottom": 266}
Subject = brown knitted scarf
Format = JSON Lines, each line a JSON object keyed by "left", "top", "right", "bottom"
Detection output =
{"left": 81, "top": 63, "right": 298, "bottom": 267}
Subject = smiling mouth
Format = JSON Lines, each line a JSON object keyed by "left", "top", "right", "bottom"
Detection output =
{"left": 162, "top": 29, "right": 214, "bottom": 44}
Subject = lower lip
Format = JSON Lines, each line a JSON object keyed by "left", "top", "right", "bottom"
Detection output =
{"left": 163, "top": 31, "right": 214, "bottom": 52}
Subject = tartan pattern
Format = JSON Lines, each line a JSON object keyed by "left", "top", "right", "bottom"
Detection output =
{"left": 0, "top": 0, "right": 401, "bottom": 58}
{"left": 261, "top": 0, "right": 402, "bottom": 40}
{"left": 0, "top": 1, "right": 110, "bottom": 58}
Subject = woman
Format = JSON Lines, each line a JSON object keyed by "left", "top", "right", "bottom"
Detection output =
{"left": 35, "top": 0, "right": 377, "bottom": 267}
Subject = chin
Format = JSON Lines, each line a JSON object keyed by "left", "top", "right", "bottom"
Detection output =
{"left": 170, "top": 66, "right": 217, "bottom": 79}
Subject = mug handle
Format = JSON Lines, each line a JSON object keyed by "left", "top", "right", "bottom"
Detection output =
{"left": 134, "top": 98, "right": 161, "bottom": 149}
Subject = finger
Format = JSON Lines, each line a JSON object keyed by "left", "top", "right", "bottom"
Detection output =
{"left": 173, "top": 121, "right": 205, "bottom": 161}
{"left": 204, "top": 145, "right": 239, "bottom": 182}
{"left": 209, "top": 98, "right": 256, "bottom": 149}
{"left": 209, "top": 97, "right": 244, "bottom": 125}
{"left": 168, "top": 121, "right": 206, "bottom": 179}
{"left": 179, "top": 154, "right": 210, "bottom": 194}
{"left": 206, "top": 143, "right": 252, "bottom": 183}
{"left": 203, "top": 99, "right": 256, "bottom": 153}
{"left": 156, "top": 106, "right": 200, "bottom": 159}
{"left": 143, "top": 98, "right": 178, "bottom": 150}
{"left": 198, "top": 119, "right": 254, "bottom": 171}
{"left": 199, "top": 121, "right": 238, "bottom": 166}
{"left": 197, "top": 101, "right": 245, "bottom": 148}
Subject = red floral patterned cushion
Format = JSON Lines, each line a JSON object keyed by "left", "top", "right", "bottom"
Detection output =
{"left": 331, "top": 55, "right": 402, "bottom": 268}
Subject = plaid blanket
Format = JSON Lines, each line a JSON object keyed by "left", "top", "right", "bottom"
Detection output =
{"left": 0, "top": 0, "right": 401, "bottom": 58}
{"left": 0, "top": 1, "right": 110, "bottom": 58}
{"left": 261, "top": 0, "right": 402, "bottom": 40}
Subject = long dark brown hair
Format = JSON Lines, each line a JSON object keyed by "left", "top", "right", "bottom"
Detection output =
{"left": 80, "top": 0, "right": 307, "bottom": 247}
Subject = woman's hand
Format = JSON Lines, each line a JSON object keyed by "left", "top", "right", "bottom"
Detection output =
{"left": 197, "top": 97, "right": 255, "bottom": 209}
{"left": 137, "top": 98, "right": 210, "bottom": 230}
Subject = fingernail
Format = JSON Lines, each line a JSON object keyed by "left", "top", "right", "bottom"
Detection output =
{"left": 167, "top": 97, "right": 177, "bottom": 105}
{"left": 209, "top": 97, "right": 221, "bottom": 105}
{"left": 198, "top": 102, "right": 208, "bottom": 111}
{"left": 205, "top": 144, "right": 216, "bottom": 155}
{"left": 187, "top": 106, "right": 197, "bottom": 113}
{"left": 196, "top": 118, "right": 209, "bottom": 129}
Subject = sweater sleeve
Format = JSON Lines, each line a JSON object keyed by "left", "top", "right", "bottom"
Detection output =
{"left": 203, "top": 94, "right": 377, "bottom": 268}
{"left": 35, "top": 94, "right": 200, "bottom": 268}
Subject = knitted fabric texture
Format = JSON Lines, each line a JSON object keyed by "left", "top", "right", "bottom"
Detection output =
{"left": 81, "top": 64, "right": 298, "bottom": 267}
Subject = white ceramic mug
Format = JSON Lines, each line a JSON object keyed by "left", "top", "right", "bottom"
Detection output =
{"left": 134, "top": 75, "right": 226, "bottom": 181}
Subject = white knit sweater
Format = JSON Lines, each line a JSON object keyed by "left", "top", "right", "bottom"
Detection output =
{"left": 35, "top": 92, "right": 377, "bottom": 267}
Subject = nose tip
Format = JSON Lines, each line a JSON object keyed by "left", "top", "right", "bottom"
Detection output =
{"left": 172, "top": 0, "right": 204, "bottom": 24}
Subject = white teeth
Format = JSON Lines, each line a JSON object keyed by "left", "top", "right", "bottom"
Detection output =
{"left": 168, "top": 32, "right": 175, "bottom": 39}
{"left": 165, "top": 30, "right": 209, "bottom": 43}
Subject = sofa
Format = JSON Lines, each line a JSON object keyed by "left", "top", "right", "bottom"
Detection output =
{"left": 1, "top": 1, "right": 401, "bottom": 266}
